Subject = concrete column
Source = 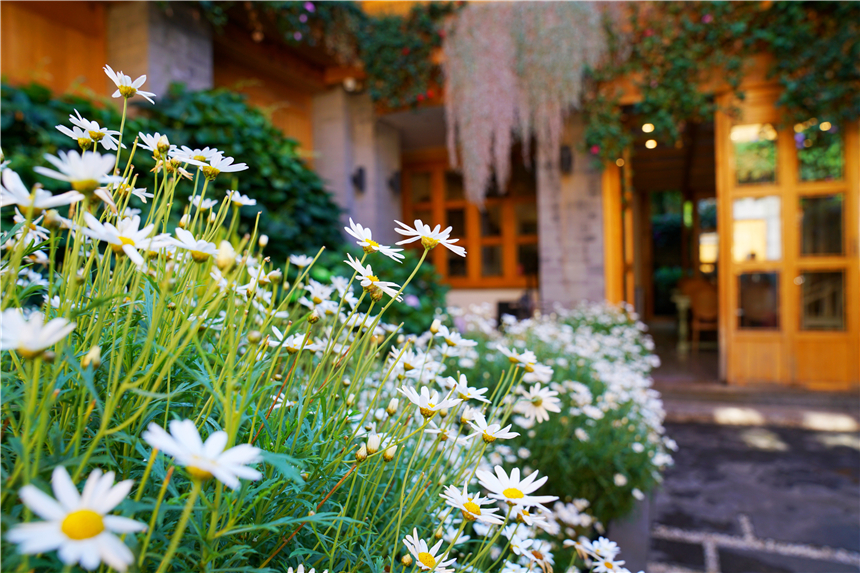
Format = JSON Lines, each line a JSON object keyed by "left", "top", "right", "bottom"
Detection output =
{"left": 105, "top": 3, "right": 212, "bottom": 99}
{"left": 312, "top": 89, "right": 402, "bottom": 243}
{"left": 537, "top": 113, "right": 605, "bottom": 308}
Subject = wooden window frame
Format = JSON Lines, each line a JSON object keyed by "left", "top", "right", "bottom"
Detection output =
{"left": 402, "top": 153, "right": 538, "bottom": 289}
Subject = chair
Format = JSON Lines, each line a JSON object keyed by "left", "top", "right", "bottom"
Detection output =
{"left": 690, "top": 284, "right": 718, "bottom": 352}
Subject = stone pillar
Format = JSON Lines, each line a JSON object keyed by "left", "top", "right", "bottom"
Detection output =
{"left": 312, "top": 88, "right": 402, "bottom": 243}
{"left": 537, "top": 114, "right": 605, "bottom": 309}
{"left": 105, "top": 3, "right": 212, "bottom": 101}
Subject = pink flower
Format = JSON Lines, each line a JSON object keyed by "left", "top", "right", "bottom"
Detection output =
{"left": 590, "top": 145, "right": 600, "bottom": 155}
{"left": 304, "top": 2, "right": 315, "bottom": 12}
{"left": 702, "top": 14, "right": 713, "bottom": 24}
{"left": 294, "top": 31, "right": 302, "bottom": 41}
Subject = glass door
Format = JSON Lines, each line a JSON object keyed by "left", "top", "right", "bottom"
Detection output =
{"left": 717, "top": 88, "right": 859, "bottom": 388}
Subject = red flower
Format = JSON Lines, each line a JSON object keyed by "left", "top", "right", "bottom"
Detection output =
{"left": 644, "top": 28, "right": 654, "bottom": 37}
{"left": 426, "top": 89, "right": 435, "bottom": 98}
{"left": 417, "top": 93, "right": 425, "bottom": 102}
{"left": 402, "top": 47, "right": 410, "bottom": 56}
{"left": 590, "top": 145, "right": 600, "bottom": 155}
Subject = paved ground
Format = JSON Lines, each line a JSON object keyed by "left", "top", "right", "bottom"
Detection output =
{"left": 648, "top": 423, "right": 860, "bottom": 573}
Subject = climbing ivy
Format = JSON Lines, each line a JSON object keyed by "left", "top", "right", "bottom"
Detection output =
{"left": 583, "top": 1, "right": 859, "bottom": 165}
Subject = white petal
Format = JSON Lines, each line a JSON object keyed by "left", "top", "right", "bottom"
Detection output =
{"left": 51, "top": 466, "right": 81, "bottom": 511}
{"left": 97, "top": 532, "right": 134, "bottom": 572}
{"left": 19, "top": 484, "right": 66, "bottom": 520}
{"left": 103, "top": 515, "right": 147, "bottom": 534}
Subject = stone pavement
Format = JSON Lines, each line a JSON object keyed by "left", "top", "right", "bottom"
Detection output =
{"left": 648, "top": 423, "right": 860, "bottom": 573}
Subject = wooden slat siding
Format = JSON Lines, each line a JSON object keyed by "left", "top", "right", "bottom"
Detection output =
{"left": 213, "top": 47, "right": 315, "bottom": 154}
{"left": 2, "top": 1, "right": 107, "bottom": 96}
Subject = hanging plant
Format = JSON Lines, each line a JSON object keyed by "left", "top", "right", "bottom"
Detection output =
{"left": 443, "top": 2, "right": 612, "bottom": 203}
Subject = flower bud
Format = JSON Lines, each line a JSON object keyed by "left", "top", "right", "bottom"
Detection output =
{"left": 386, "top": 398, "right": 399, "bottom": 416}
{"left": 367, "top": 434, "right": 381, "bottom": 455}
{"left": 209, "top": 212, "right": 217, "bottom": 224}
{"left": 267, "top": 269, "right": 283, "bottom": 284}
{"left": 401, "top": 555, "right": 413, "bottom": 567}
{"left": 346, "top": 393, "right": 355, "bottom": 407}
{"left": 82, "top": 346, "right": 101, "bottom": 369}
{"left": 438, "top": 408, "right": 448, "bottom": 418}
{"left": 434, "top": 526, "right": 444, "bottom": 539}
{"left": 308, "top": 308, "right": 320, "bottom": 324}
{"left": 368, "top": 285, "right": 384, "bottom": 302}
{"left": 156, "top": 134, "right": 171, "bottom": 155}
{"left": 216, "top": 241, "right": 236, "bottom": 272}
{"left": 397, "top": 334, "right": 405, "bottom": 345}
{"left": 42, "top": 350, "right": 56, "bottom": 363}
{"left": 248, "top": 330, "right": 262, "bottom": 344}
{"left": 43, "top": 209, "right": 63, "bottom": 230}
{"left": 178, "top": 213, "right": 190, "bottom": 229}
{"left": 356, "top": 444, "right": 368, "bottom": 462}
{"left": 75, "top": 270, "right": 86, "bottom": 285}
{"left": 342, "top": 377, "right": 351, "bottom": 387}
{"left": 383, "top": 445, "right": 397, "bottom": 462}
{"left": 460, "top": 406, "right": 474, "bottom": 424}
{"left": 259, "top": 234, "right": 269, "bottom": 248}
{"left": 430, "top": 319, "right": 441, "bottom": 334}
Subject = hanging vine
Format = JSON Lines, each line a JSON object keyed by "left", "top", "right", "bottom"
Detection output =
{"left": 443, "top": 2, "right": 612, "bottom": 203}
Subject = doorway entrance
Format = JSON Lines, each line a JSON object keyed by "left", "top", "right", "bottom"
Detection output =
{"left": 622, "top": 118, "right": 721, "bottom": 383}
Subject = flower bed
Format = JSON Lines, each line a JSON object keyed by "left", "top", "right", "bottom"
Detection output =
{"left": 1, "top": 63, "right": 652, "bottom": 573}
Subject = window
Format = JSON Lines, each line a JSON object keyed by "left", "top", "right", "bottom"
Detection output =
{"left": 403, "top": 159, "right": 538, "bottom": 288}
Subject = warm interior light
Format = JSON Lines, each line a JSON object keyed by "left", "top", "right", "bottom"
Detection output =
{"left": 642, "top": 123, "right": 655, "bottom": 133}
{"left": 645, "top": 139, "right": 657, "bottom": 149}
{"left": 616, "top": 158, "right": 625, "bottom": 167}
{"left": 819, "top": 121, "right": 832, "bottom": 131}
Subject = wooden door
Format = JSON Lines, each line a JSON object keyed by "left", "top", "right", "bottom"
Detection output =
{"left": 716, "top": 87, "right": 860, "bottom": 389}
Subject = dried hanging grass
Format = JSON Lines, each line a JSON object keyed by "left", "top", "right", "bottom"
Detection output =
{"left": 444, "top": 2, "right": 609, "bottom": 203}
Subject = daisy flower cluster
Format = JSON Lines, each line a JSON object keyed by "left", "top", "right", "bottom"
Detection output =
{"left": 1, "top": 61, "right": 642, "bottom": 573}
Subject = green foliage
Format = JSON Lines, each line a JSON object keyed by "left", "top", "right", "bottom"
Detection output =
{"left": 310, "top": 246, "right": 448, "bottom": 335}
{"left": 583, "top": 1, "right": 858, "bottom": 165}
{"left": 1, "top": 81, "right": 343, "bottom": 263}
{"left": 196, "top": 1, "right": 457, "bottom": 110}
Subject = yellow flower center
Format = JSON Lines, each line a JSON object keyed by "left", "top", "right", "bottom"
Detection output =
{"left": 187, "top": 465, "right": 213, "bottom": 480}
{"left": 118, "top": 85, "right": 137, "bottom": 98}
{"left": 78, "top": 137, "right": 93, "bottom": 150}
{"left": 190, "top": 250, "right": 211, "bottom": 263}
{"left": 482, "top": 431, "right": 497, "bottom": 443}
{"left": 88, "top": 130, "right": 105, "bottom": 142}
{"left": 508, "top": 356, "right": 520, "bottom": 364}
{"left": 421, "top": 236, "right": 439, "bottom": 250}
{"left": 532, "top": 549, "right": 544, "bottom": 560}
{"left": 603, "top": 561, "right": 614, "bottom": 570}
{"left": 463, "top": 500, "right": 482, "bottom": 516}
{"left": 417, "top": 552, "right": 436, "bottom": 569}
{"left": 532, "top": 397, "right": 544, "bottom": 407}
{"left": 419, "top": 403, "right": 437, "bottom": 419}
{"left": 524, "top": 363, "right": 535, "bottom": 373}
{"left": 313, "top": 296, "right": 323, "bottom": 304}
{"left": 120, "top": 236, "right": 136, "bottom": 246}
{"left": 16, "top": 346, "right": 43, "bottom": 359}
{"left": 367, "top": 275, "right": 379, "bottom": 283}
{"left": 61, "top": 509, "right": 104, "bottom": 540}
{"left": 517, "top": 509, "right": 530, "bottom": 523}
{"left": 193, "top": 155, "right": 207, "bottom": 162}
{"left": 503, "top": 487, "right": 525, "bottom": 499}
{"left": 201, "top": 166, "right": 220, "bottom": 181}
{"left": 444, "top": 338, "right": 456, "bottom": 347}
{"left": 71, "top": 179, "right": 100, "bottom": 194}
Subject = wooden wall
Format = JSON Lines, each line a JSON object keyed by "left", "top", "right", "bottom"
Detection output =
{"left": 1, "top": 2, "right": 107, "bottom": 96}
{"left": 213, "top": 42, "right": 317, "bottom": 154}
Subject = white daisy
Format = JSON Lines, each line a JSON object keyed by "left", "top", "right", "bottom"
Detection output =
{"left": 201, "top": 152, "right": 248, "bottom": 180}
{"left": 435, "top": 325, "right": 477, "bottom": 349}
{"left": 113, "top": 182, "right": 153, "bottom": 204}
{"left": 56, "top": 124, "right": 94, "bottom": 151}
{"left": 1, "top": 169, "right": 84, "bottom": 211}
{"left": 425, "top": 421, "right": 471, "bottom": 445}
{"left": 268, "top": 327, "right": 306, "bottom": 354}
{"left": 7, "top": 466, "right": 146, "bottom": 572}
{"left": 344, "top": 218, "right": 404, "bottom": 262}
{"left": 497, "top": 346, "right": 538, "bottom": 367}
{"left": 191, "top": 195, "right": 219, "bottom": 210}
{"left": 403, "top": 528, "right": 457, "bottom": 573}
{"left": 104, "top": 64, "right": 156, "bottom": 103}
{"left": 142, "top": 419, "right": 263, "bottom": 489}
{"left": 170, "top": 146, "right": 218, "bottom": 165}
{"left": 137, "top": 132, "right": 173, "bottom": 158}
{"left": 172, "top": 228, "right": 217, "bottom": 263}
{"left": 299, "top": 279, "right": 334, "bottom": 310}
{"left": 475, "top": 465, "right": 558, "bottom": 508}
{"left": 226, "top": 189, "right": 256, "bottom": 207}
{"left": 397, "top": 385, "right": 461, "bottom": 419}
{"left": 12, "top": 208, "right": 49, "bottom": 244}
{"left": 0, "top": 308, "right": 75, "bottom": 359}
{"left": 344, "top": 253, "right": 402, "bottom": 301}
{"left": 514, "top": 383, "right": 561, "bottom": 423}
{"left": 33, "top": 150, "right": 120, "bottom": 195}
{"left": 395, "top": 218, "right": 466, "bottom": 256}
{"left": 468, "top": 412, "right": 519, "bottom": 443}
{"left": 448, "top": 373, "right": 490, "bottom": 403}
{"left": 289, "top": 254, "right": 314, "bottom": 268}
{"left": 67, "top": 110, "right": 123, "bottom": 151}
{"left": 440, "top": 482, "right": 505, "bottom": 524}
{"left": 80, "top": 213, "right": 155, "bottom": 267}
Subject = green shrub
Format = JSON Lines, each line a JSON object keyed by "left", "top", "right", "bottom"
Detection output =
{"left": 1, "top": 81, "right": 343, "bottom": 262}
